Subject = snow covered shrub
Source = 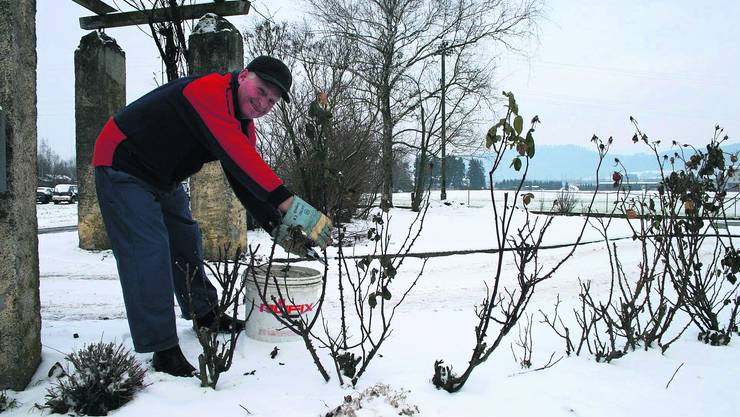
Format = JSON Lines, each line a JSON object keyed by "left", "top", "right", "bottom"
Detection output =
{"left": 651, "top": 128, "right": 740, "bottom": 344}
{"left": 607, "top": 123, "right": 740, "bottom": 348}
{"left": 510, "top": 313, "right": 534, "bottom": 368}
{"left": 324, "top": 383, "right": 419, "bottom": 417}
{"left": 43, "top": 342, "right": 146, "bottom": 416}
{"left": 552, "top": 188, "right": 579, "bottom": 214}
{"left": 432, "top": 93, "right": 603, "bottom": 392}
{"left": 0, "top": 391, "right": 18, "bottom": 413}
{"left": 698, "top": 330, "right": 732, "bottom": 346}
{"left": 541, "top": 122, "right": 739, "bottom": 361}
{"left": 551, "top": 169, "right": 689, "bottom": 361}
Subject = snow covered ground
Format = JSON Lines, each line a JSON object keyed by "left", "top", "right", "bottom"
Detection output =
{"left": 36, "top": 202, "right": 78, "bottom": 229}
{"left": 6, "top": 191, "right": 739, "bottom": 416}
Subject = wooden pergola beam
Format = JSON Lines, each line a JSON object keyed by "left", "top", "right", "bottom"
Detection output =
{"left": 79, "top": 0, "right": 250, "bottom": 30}
{"left": 71, "top": 0, "right": 116, "bottom": 15}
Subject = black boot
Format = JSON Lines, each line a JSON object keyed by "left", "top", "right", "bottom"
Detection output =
{"left": 152, "top": 345, "right": 196, "bottom": 377}
{"left": 195, "top": 309, "right": 246, "bottom": 333}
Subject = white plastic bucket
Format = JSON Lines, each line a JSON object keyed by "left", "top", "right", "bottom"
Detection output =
{"left": 243, "top": 264, "right": 323, "bottom": 343}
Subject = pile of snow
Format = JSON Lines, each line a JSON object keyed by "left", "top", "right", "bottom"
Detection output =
{"left": 192, "top": 13, "right": 236, "bottom": 35}
{"left": 325, "top": 383, "right": 419, "bottom": 416}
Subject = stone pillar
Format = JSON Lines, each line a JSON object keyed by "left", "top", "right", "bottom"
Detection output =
{"left": 188, "top": 14, "right": 247, "bottom": 260}
{"left": 75, "top": 32, "right": 125, "bottom": 250}
{"left": 0, "top": 0, "right": 41, "bottom": 390}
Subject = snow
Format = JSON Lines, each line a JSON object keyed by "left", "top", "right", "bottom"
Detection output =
{"left": 191, "top": 13, "right": 236, "bottom": 35}
{"left": 95, "top": 31, "right": 119, "bottom": 47}
{"left": 37, "top": 203, "right": 77, "bottom": 229}
{"left": 5, "top": 191, "right": 739, "bottom": 416}
{"left": 74, "top": 30, "right": 123, "bottom": 54}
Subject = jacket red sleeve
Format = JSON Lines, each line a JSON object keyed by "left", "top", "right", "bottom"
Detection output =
{"left": 182, "top": 74, "right": 292, "bottom": 210}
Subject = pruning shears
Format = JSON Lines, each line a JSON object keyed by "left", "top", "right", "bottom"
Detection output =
{"left": 305, "top": 246, "right": 326, "bottom": 264}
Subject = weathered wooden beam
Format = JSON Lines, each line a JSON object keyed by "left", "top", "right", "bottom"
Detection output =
{"left": 79, "top": 0, "right": 250, "bottom": 30}
{"left": 71, "top": 0, "right": 116, "bottom": 15}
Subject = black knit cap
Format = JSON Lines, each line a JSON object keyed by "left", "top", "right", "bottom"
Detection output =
{"left": 246, "top": 56, "right": 292, "bottom": 103}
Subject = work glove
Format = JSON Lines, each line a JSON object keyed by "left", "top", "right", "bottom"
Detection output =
{"left": 272, "top": 197, "right": 332, "bottom": 257}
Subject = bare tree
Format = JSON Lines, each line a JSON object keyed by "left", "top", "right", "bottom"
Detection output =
{"left": 37, "top": 139, "right": 76, "bottom": 185}
{"left": 406, "top": 52, "right": 492, "bottom": 210}
{"left": 244, "top": 20, "right": 382, "bottom": 220}
{"left": 307, "top": 0, "right": 543, "bottom": 209}
{"left": 115, "top": 0, "right": 194, "bottom": 81}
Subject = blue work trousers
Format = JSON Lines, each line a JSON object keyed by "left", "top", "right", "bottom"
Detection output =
{"left": 95, "top": 166, "right": 217, "bottom": 352}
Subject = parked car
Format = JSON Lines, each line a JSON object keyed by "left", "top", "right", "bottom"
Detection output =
{"left": 36, "top": 187, "right": 53, "bottom": 204}
{"left": 52, "top": 184, "right": 78, "bottom": 204}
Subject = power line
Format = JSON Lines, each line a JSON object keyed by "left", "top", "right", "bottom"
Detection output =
{"left": 502, "top": 55, "right": 729, "bottom": 85}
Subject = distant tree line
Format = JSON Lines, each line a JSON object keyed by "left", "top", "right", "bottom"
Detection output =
{"left": 38, "top": 139, "right": 76, "bottom": 186}
{"left": 494, "top": 179, "right": 562, "bottom": 190}
{"left": 411, "top": 155, "right": 487, "bottom": 191}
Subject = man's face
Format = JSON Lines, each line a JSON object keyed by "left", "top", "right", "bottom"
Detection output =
{"left": 237, "top": 70, "right": 282, "bottom": 119}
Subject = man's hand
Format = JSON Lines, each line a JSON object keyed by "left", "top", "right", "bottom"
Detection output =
{"left": 273, "top": 197, "right": 332, "bottom": 256}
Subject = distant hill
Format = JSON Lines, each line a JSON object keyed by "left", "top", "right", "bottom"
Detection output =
{"left": 465, "top": 143, "right": 740, "bottom": 182}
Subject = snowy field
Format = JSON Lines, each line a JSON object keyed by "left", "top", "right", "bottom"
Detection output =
{"left": 6, "top": 190, "right": 739, "bottom": 416}
{"left": 36, "top": 202, "right": 78, "bottom": 229}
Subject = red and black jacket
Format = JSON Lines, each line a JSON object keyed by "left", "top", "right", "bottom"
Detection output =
{"left": 93, "top": 71, "right": 291, "bottom": 233}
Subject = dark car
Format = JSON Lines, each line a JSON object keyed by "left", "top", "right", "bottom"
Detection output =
{"left": 36, "top": 187, "right": 53, "bottom": 204}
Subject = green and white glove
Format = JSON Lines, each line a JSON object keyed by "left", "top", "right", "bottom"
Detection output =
{"left": 273, "top": 197, "right": 332, "bottom": 256}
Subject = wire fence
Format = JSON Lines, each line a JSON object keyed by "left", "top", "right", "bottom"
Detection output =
{"left": 367, "top": 189, "right": 740, "bottom": 220}
{"left": 518, "top": 189, "right": 740, "bottom": 219}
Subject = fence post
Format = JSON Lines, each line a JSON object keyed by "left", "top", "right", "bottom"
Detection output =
{"left": 0, "top": 0, "right": 40, "bottom": 389}
{"left": 75, "top": 31, "right": 125, "bottom": 250}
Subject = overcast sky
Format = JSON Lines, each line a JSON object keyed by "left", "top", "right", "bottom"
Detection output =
{"left": 37, "top": 0, "right": 740, "bottom": 160}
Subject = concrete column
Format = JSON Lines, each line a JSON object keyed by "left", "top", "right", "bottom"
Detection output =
{"left": 75, "top": 32, "right": 125, "bottom": 250}
{"left": 188, "top": 14, "right": 247, "bottom": 260}
{"left": 0, "top": 0, "right": 41, "bottom": 390}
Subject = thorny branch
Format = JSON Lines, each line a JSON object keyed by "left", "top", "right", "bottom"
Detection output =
{"left": 433, "top": 93, "right": 604, "bottom": 392}
{"left": 184, "top": 244, "right": 252, "bottom": 389}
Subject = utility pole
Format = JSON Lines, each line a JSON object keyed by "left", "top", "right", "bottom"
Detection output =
{"left": 438, "top": 41, "right": 449, "bottom": 201}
